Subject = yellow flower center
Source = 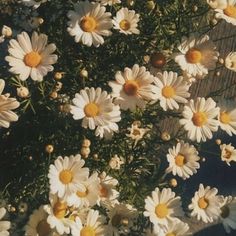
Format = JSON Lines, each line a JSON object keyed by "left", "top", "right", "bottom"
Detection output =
{"left": 24, "top": 51, "right": 41, "bottom": 67}
{"left": 111, "top": 214, "right": 122, "bottom": 227}
{"left": 155, "top": 203, "right": 169, "bottom": 218}
{"left": 224, "top": 149, "right": 232, "bottom": 159}
{"left": 220, "top": 112, "right": 231, "bottom": 124}
{"left": 36, "top": 220, "right": 51, "bottom": 236}
{"left": 59, "top": 169, "right": 73, "bottom": 184}
{"left": 119, "top": 19, "right": 131, "bottom": 31}
{"left": 80, "top": 226, "right": 96, "bottom": 236}
{"left": 198, "top": 197, "right": 209, "bottom": 209}
{"left": 192, "top": 112, "right": 207, "bottom": 127}
{"left": 53, "top": 201, "right": 67, "bottom": 219}
{"left": 186, "top": 48, "right": 202, "bottom": 64}
{"left": 150, "top": 52, "right": 166, "bottom": 69}
{"left": 166, "top": 233, "right": 176, "bottom": 236}
{"left": 80, "top": 16, "right": 97, "bottom": 32}
{"left": 221, "top": 205, "right": 230, "bottom": 218}
{"left": 76, "top": 188, "right": 88, "bottom": 198}
{"left": 100, "top": 185, "right": 108, "bottom": 198}
{"left": 162, "top": 86, "right": 175, "bottom": 98}
{"left": 224, "top": 5, "right": 236, "bottom": 18}
{"left": 175, "top": 154, "right": 185, "bottom": 167}
{"left": 123, "top": 80, "right": 139, "bottom": 96}
{"left": 84, "top": 103, "right": 99, "bottom": 117}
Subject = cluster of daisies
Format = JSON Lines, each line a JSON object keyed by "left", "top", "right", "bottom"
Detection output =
{"left": 25, "top": 154, "right": 138, "bottom": 236}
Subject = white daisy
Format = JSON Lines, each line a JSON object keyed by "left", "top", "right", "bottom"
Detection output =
{"left": 0, "top": 207, "right": 10, "bottom": 236}
{"left": 174, "top": 35, "right": 219, "bottom": 77}
{"left": 144, "top": 187, "right": 183, "bottom": 227}
{"left": 67, "top": 0, "right": 112, "bottom": 47}
{"left": 109, "top": 64, "right": 157, "bottom": 111}
{"left": 48, "top": 154, "right": 89, "bottom": 200}
{"left": 98, "top": 173, "right": 119, "bottom": 206}
{"left": 5, "top": 31, "right": 58, "bottom": 81}
{"left": 0, "top": 79, "right": 20, "bottom": 128}
{"left": 112, "top": 8, "right": 140, "bottom": 35}
{"left": 188, "top": 184, "right": 222, "bottom": 223}
{"left": 44, "top": 195, "right": 73, "bottom": 235}
{"left": 166, "top": 141, "right": 200, "bottom": 180}
{"left": 215, "top": 0, "right": 236, "bottom": 25}
{"left": 180, "top": 97, "right": 220, "bottom": 142}
{"left": 161, "top": 220, "right": 190, "bottom": 236}
{"left": 67, "top": 172, "right": 100, "bottom": 208}
{"left": 25, "top": 205, "right": 55, "bottom": 236}
{"left": 107, "top": 202, "right": 138, "bottom": 236}
{"left": 218, "top": 100, "right": 236, "bottom": 136}
{"left": 97, "top": 0, "right": 121, "bottom": 5}
{"left": 126, "top": 123, "right": 150, "bottom": 146}
{"left": 207, "top": 0, "right": 227, "bottom": 9}
{"left": 153, "top": 71, "right": 190, "bottom": 111}
{"left": 220, "top": 143, "right": 236, "bottom": 166}
{"left": 145, "top": 226, "right": 165, "bottom": 236}
{"left": 70, "top": 87, "right": 121, "bottom": 139}
{"left": 225, "top": 52, "right": 236, "bottom": 72}
{"left": 21, "top": 0, "right": 48, "bottom": 9}
{"left": 219, "top": 196, "right": 236, "bottom": 233}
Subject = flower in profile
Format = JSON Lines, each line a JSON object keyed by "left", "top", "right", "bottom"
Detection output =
{"left": 144, "top": 187, "right": 183, "bottom": 226}
{"left": 215, "top": 1, "right": 236, "bottom": 25}
{"left": 219, "top": 196, "right": 236, "bottom": 233}
{"left": 71, "top": 209, "right": 106, "bottom": 236}
{"left": 25, "top": 205, "right": 55, "bottom": 236}
{"left": 189, "top": 184, "right": 222, "bottom": 223}
{"left": 0, "top": 207, "right": 10, "bottom": 236}
{"left": 220, "top": 143, "right": 236, "bottom": 166}
{"left": 180, "top": 97, "right": 219, "bottom": 142}
{"left": 67, "top": 0, "right": 112, "bottom": 47}
{"left": 166, "top": 141, "right": 200, "bottom": 180}
{"left": 174, "top": 35, "right": 219, "bottom": 77}
{"left": 225, "top": 52, "right": 236, "bottom": 72}
{"left": 107, "top": 202, "right": 138, "bottom": 235}
{"left": 153, "top": 71, "right": 190, "bottom": 111}
{"left": 48, "top": 154, "right": 89, "bottom": 200}
{"left": 109, "top": 64, "right": 156, "bottom": 111}
{"left": 5, "top": 31, "right": 58, "bottom": 81}
{"left": 218, "top": 99, "right": 236, "bottom": 136}
{"left": 113, "top": 8, "right": 140, "bottom": 35}
{"left": 0, "top": 79, "right": 20, "bottom": 128}
{"left": 126, "top": 123, "right": 150, "bottom": 146}
{"left": 97, "top": 0, "right": 121, "bottom": 5}
{"left": 160, "top": 220, "right": 190, "bottom": 236}
{"left": 70, "top": 87, "right": 121, "bottom": 139}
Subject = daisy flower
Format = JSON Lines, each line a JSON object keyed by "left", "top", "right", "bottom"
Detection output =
{"left": 220, "top": 143, "right": 236, "bottom": 166}
{"left": 67, "top": 0, "right": 112, "bottom": 47}
{"left": 44, "top": 195, "right": 73, "bottom": 235}
{"left": 174, "top": 35, "right": 219, "bottom": 77}
{"left": 225, "top": 52, "right": 236, "bottom": 72}
{"left": 0, "top": 207, "right": 10, "bottom": 236}
{"left": 48, "top": 154, "right": 89, "bottom": 200}
{"left": 25, "top": 205, "right": 55, "bottom": 236}
{"left": 0, "top": 79, "right": 20, "bottom": 128}
{"left": 71, "top": 209, "right": 106, "bottom": 236}
{"left": 112, "top": 8, "right": 140, "bottom": 35}
{"left": 5, "top": 31, "right": 58, "bottom": 81}
{"left": 145, "top": 226, "right": 165, "bottom": 236}
{"left": 107, "top": 202, "right": 138, "bottom": 236}
{"left": 207, "top": 0, "right": 227, "bottom": 9}
{"left": 180, "top": 97, "right": 220, "bottom": 142}
{"left": 109, "top": 155, "right": 125, "bottom": 170}
{"left": 218, "top": 100, "right": 236, "bottom": 136}
{"left": 70, "top": 87, "right": 121, "bottom": 139}
{"left": 144, "top": 187, "right": 183, "bottom": 226}
{"left": 166, "top": 141, "right": 200, "bottom": 180}
{"left": 67, "top": 172, "right": 100, "bottom": 208}
{"left": 109, "top": 64, "right": 156, "bottom": 111}
{"left": 219, "top": 196, "right": 236, "bottom": 233}
{"left": 153, "top": 71, "right": 190, "bottom": 111}
{"left": 215, "top": 0, "right": 236, "bottom": 25}
{"left": 126, "top": 123, "right": 150, "bottom": 146}
{"left": 188, "top": 184, "right": 222, "bottom": 223}
{"left": 161, "top": 220, "right": 190, "bottom": 236}
{"left": 97, "top": 0, "right": 121, "bottom": 5}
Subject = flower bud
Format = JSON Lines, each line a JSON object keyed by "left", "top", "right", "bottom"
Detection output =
{"left": 81, "top": 147, "right": 90, "bottom": 158}
{"left": 45, "top": 144, "right": 54, "bottom": 154}
{"left": 17, "top": 86, "right": 29, "bottom": 98}
{"left": 2, "top": 25, "right": 12, "bottom": 38}
{"left": 169, "top": 178, "right": 177, "bottom": 187}
{"left": 80, "top": 69, "right": 88, "bottom": 78}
